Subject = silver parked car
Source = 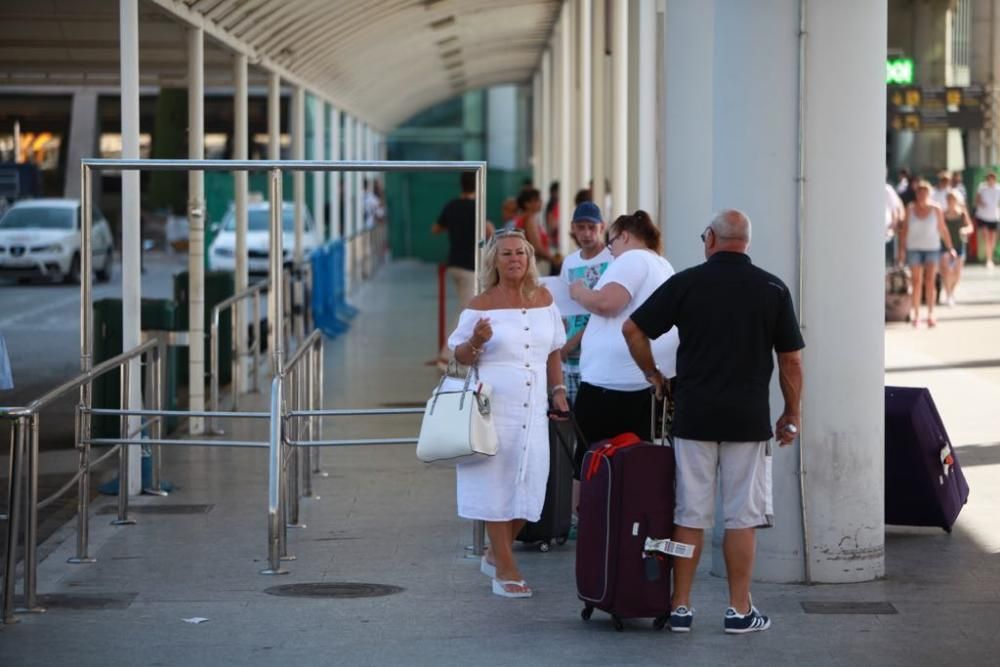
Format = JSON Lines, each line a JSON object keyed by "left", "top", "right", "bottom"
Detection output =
{"left": 0, "top": 198, "right": 114, "bottom": 284}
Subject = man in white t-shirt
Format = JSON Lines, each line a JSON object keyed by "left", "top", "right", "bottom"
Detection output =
{"left": 931, "top": 171, "right": 953, "bottom": 210}
{"left": 975, "top": 171, "right": 1000, "bottom": 269}
{"left": 559, "top": 201, "right": 613, "bottom": 405}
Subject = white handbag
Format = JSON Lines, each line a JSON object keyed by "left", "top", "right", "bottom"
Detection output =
{"left": 416, "top": 363, "right": 499, "bottom": 464}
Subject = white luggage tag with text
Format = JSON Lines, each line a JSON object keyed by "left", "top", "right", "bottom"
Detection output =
{"left": 644, "top": 536, "right": 695, "bottom": 559}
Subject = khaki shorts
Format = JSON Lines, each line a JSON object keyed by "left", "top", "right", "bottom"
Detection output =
{"left": 674, "top": 438, "right": 773, "bottom": 530}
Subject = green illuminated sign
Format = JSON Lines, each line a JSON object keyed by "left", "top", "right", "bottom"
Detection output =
{"left": 887, "top": 58, "right": 914, "bottom": 85}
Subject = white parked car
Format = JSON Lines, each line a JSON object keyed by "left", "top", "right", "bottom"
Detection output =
{"left": 208, "top": 202, "right": 320, "bottom": 275}
{"left": 0, "top": 198, "right": 114, "bottom": 284}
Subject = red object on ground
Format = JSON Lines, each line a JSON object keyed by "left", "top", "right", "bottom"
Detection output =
{"left": 438, "top": 263, "right": 447, "bottom": 354}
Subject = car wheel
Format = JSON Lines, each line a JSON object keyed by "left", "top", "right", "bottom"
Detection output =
{"left": 65, "top": 253, "right": 82, "bottom": 285}
{"left": 96, "top": 248, "right": 114, "bottom": 283}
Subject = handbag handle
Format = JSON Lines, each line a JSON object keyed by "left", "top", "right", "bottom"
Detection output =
{"left": 428, "top": 357, "right": 481, "bottom": 415}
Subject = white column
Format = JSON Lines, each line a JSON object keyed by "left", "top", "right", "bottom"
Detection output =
{"left": 552, "top": 23, "right": 563, "bottom": 221}
{"left": 119, "top": 0, "right": 142, "bottom": 492}
{"left": 662, "top": 0, "right": 714, "bottom": 272}
{"left": 591, "top": 0, "right": 606, "bottom": 211}
{"left": 343, "top": 114, "right": 354, "bottom": 291}
{"left": 532, "top": 71, "right": 542, "bottom": 187}
{"left": 233, "top": 53, "right": 249, "bottom": 385}
{"left": 577, "top": 0, "right": 593, "bottom": 192}
{"left": 541, "top": 49, "right": 553, "bottom": 196}
{"left": 267, "top": 73, "right": 281, "bottom": 161}
{"left": 559, "top": 2, "right": 574, "bottom": 255}
{"left": 187, "top": 26, "right": 206, "bottom": 435}
{"left": 631, "top": 0, "right": 658, "bottom": 214}
{"left": 610, "top": 0, "right": 628, "bottom": 218}
{"left": 355, "top": 119, "right": 364, "bottom": 235}
{"left": 312, "top": 95, "right": 326, "bottom": 242}
{"left": 292, "top": 86, "right": 305, "bottom": 264}
{"left": 662, "top": 0, "right": 887, "bottom": 584}
{"left": 64, "top": 90, "right": 99, "bottom": 199}
{"left": 329, "top": 106, "right": 341, "bottom": 240}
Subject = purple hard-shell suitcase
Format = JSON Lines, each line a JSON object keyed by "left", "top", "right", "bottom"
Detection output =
{"left": 885, "top": 386, "right": 970, "bottom": 532}
{"left": 576, "top": 432, "right": 674, "bottom": 631}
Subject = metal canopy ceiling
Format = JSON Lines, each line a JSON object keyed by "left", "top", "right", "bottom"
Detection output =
{"left": 0, "top": 0, "right": 560, "bottom": 130}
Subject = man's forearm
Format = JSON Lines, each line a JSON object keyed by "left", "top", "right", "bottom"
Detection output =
{"left": 778, "top": 353, "right": 803, "bottom": 416}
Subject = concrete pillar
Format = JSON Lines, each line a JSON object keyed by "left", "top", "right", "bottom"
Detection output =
{"left": 64, "top": 90, "right": 99, "bottom": 199}
{"left": 233, "top": 53, "right": 249, "bottom": 386}
{"left": 628, "top": 0, "right": 658, "bottom": 214}
{"left": 591, "top": 0, "right": 607, "bottom": 211}
{"left": 119, "top": 0, "right": 143, "bottom": 492}
{"left": 187, "top": 26, "right": 206, "bottom": 435}
{"left": 662, "top": 0, "right": 886, "bottom": 584}
{"left": 329, "top": 106, "right": 341, "bottom": 240}
{"left": 355, "top": 120, "right": 364, "bottom": 234}
{"left": 267, "top": 73, "right": 281, "bottom": 161}
{"left": 577, "top": 0, "right": 593, "bottom": 193}
{"left": 610, "top": 0, "right": 628, "bottom": 218}
{"left": 487, "top": 86, "right": 519, "bottom": 171}
{"left": 559, "top": 2, "right": 574, "bottom": 255}
{"left": 344, "top": 114, "right": 354, "bottom": 289}
{"left": 541, "top": 49, "right": 553, "bottom": 196}
{"left": 292, "top": 86, "right": 305, "bottom": 264}
{"left": 532, "top": 71, "right": 542, "bottom": 185}
{"left": 312, "top": 95, "right": 326, "bottom": 242}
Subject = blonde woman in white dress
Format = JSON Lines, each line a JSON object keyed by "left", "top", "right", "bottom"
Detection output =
{"left": 449, "top": 229, "right": 569, "bottom": 598}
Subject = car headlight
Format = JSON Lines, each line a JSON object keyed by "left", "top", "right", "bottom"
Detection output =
{"left": 214, "top": 247, "right": 234, "bottom": 257}
{"left": 30, "top": 244, "right": 63, "bottom": 253}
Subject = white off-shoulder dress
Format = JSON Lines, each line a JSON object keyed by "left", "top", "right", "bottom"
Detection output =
{"left": 447, "top": 304, "right": 567, "bottom": 522}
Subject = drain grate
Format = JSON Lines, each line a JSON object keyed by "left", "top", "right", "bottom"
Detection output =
{"left": 15, "top": 592, "right": 138, "bottom": 610}
{"left": 263, "top": 582, "right": 404, "bottom": 599}
{"left": 98, "top": 504, "right": 213, "bottom": 515}
{"left": 801, "top": 601, "right": 897, "bottom": 615}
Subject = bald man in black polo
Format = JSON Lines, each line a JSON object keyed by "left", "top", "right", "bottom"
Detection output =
{"left": 623, "top": 209, "right": 804, "bottom": 635}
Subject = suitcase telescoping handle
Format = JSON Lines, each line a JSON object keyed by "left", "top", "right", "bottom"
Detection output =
{"left": 650, "top": 393, "right": 671, "bottom": 447}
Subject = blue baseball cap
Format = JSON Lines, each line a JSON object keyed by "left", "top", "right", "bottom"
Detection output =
{"left": 572, "top": 201, "right": 603, "bottom": 224}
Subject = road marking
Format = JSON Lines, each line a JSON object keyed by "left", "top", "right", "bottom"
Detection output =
{"left": 0, "top": 292, "right": 80, "bottom": 328}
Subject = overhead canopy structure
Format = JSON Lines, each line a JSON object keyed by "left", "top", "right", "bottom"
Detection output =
{"left": 0, "top": 0, "right": 560, "bottom": 130}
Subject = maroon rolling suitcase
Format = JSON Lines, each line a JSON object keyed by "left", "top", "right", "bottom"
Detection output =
{"left": 885, "top": 386, "right": 970, "bottom": 532}
{"left": 575, "top": 430, "right": 681, "bottom": 631}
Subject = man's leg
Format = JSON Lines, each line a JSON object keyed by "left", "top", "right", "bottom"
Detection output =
{"left": 671, "top": 525, "right": 704, "bottom": 609}
{"left": 671, "top": 438, "right": 718, "bottom": 610}
{"left": 723, "top": 528, "right": 756, "bottom": 613}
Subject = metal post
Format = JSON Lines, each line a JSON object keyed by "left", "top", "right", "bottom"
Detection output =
{"left": 261, "top": 376, "right": 287, "bottom": 575}
{"left": 471, "top": 164, "right": 487, "bottom": 557}
{"left": 68, "top": 402, "right": 95, "bottom": 564}
{"left": 252, "top": 288, "right": 261, "bottom": 392}
{"left": 113, "top": 362, "right": 135, "bottom": 526}
{"left": 146, "top": 343, "right": 167, "bottom": 496}
{"left": 313, "top": 337, "right": 326, "bottom": 478}
{"left": 268, "top": 169, "right": 285, "bottom": 378}
{"left": 231, "top": 308, "right": 240, "bottom": 412}
{"left": 20, "top": 413, "right": 44, "bottom": 613}
{"left": 209, "top": 310, "right": 221, "bottom": 434}
{"left": 2, "top": 418, "right": 27, "bottom": 625}
{"left": 292, "top": 87, "right": 306, "bottom": 342}
{"left": 286, "top": 367, "right": 303, "bottom": 528}
{"left": 302, "top": 345, "right": 316, "bottom": 499}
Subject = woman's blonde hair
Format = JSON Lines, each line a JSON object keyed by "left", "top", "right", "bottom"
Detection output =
{"left": 480, "top": 229, "right": 541, "bottom": 296}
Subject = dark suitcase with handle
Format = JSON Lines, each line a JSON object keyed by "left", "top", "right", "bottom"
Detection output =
{"left": 516, "top": 416, "right": 579, "bottom": 551}
{"left": 885, "top": 386, "right": 970, "bottom": 532}
{"left": 575, "top": 430, "right": 679, "bottom": 631}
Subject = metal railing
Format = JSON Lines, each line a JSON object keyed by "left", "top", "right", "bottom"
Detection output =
{"left": 2, "top": 157, "right": 487, "bottom": 626}
{"left": 1, "top": 338, "right": 163, "bottom": 624}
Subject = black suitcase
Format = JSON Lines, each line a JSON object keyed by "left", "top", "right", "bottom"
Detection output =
{"left": 517, "top": 416, "right": 578, "bottom": 551}
{"left": 885, "top": 386, "right": 970, "bottom": 532}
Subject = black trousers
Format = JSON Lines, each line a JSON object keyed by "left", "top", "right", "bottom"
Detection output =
{"left": 572, "top": 381, "right": 653, "bottom": 479}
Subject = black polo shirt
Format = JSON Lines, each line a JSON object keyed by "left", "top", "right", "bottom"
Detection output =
{"left": 436, "top": 197, "right": 476, "bottom": 270}
{"left": 630, "top": 251, "right": 805, "bottom": 442}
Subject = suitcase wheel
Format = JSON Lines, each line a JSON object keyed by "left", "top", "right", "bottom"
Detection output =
{"left": 612, "top": 615, "right": 624, "bottom": 632}
{"left": 538, "top": 541, "right": 551, "bottom": 552}
{"left": 653, "top": 615, "right": 668, "bottom": 631}
{"left": 581, "top": 605, "right": 593, "bottom": 621}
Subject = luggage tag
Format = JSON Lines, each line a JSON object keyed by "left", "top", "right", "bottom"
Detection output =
{"left": 644, "top": 537, "right": 695, "bottom": 559}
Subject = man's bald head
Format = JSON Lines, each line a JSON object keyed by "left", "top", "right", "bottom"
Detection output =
{"left": 704, "top": 209, "right": 751, "bottom": 258}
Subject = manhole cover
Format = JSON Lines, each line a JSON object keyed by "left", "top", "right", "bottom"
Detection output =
{"left": 263, "top": 583, "right": 404, "bottom": 599}
{"left": 97, "top": 504, "right": 213, "bottom": 515}
{"left": 14, "top": 592, "right": 138, "bottom": 610}
{"left": 801, "top": 601, "right": 897, "bottom": 615}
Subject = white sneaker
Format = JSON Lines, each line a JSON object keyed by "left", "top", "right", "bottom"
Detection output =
{"left": 947, "top": 295, "right": 956, "bottom": 307}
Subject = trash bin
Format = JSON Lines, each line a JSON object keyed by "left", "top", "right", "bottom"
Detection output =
{"left": 173, "top": 270, "right": 235, "bottom": 387}
{"left": 92, "top": 298, "right": 181, "bottom": 438}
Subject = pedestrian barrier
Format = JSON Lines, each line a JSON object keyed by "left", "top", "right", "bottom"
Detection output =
{"left": 1, "top": 157, "right": 488, "bottom": 626}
